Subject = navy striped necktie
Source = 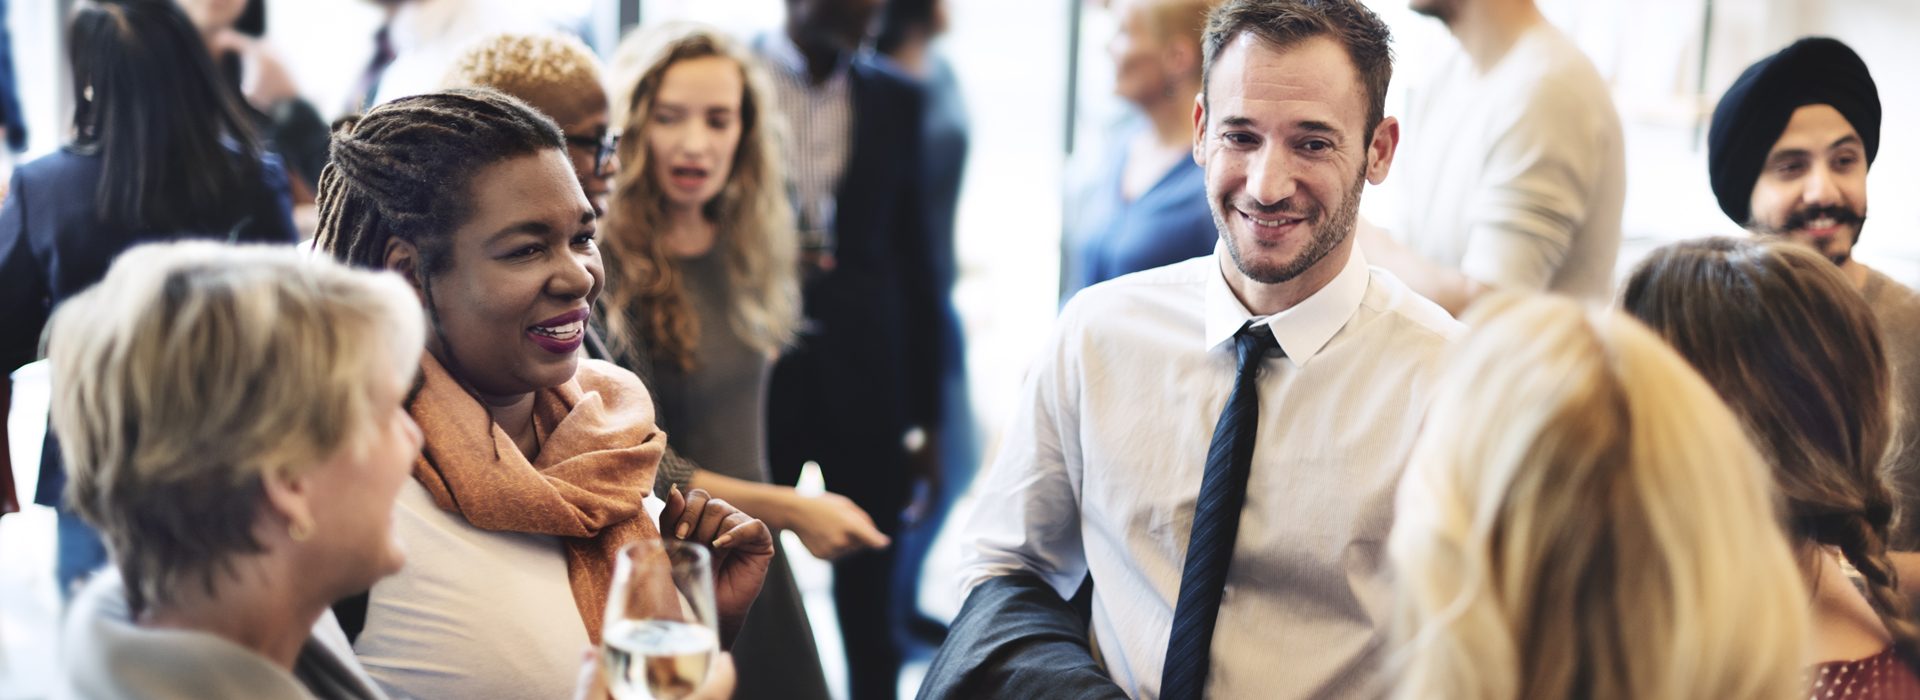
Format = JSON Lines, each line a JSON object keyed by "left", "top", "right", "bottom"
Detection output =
{"left": 1160, "top": 321, "right": 1279, "bottom": 700}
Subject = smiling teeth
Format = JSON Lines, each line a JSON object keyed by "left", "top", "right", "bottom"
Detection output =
{"left": 529, "top": 321, "right": 583, "bottom": 340}
{"left": 1251, "top": 216, "right": 1292, "bottom": 227}
{"left": 1809, "top": 217, "right": 1837, "bottom": 229}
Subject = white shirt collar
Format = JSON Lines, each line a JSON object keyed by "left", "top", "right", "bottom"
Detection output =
{"left": 1203, "top": 240, "right": 1370, "bottom": 367}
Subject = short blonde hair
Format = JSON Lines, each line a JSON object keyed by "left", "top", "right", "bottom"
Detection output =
{"left": 1389, "top": 296, "right": 1807, "bottom": 700}
{"left": 47, "top": 241, "right": 425, "bottom": 612}
{"left": 442, "top": 32, "right": 605, "bottom": 103}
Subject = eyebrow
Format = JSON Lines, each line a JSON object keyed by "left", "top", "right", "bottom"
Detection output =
{"left": 486, "top": 221, "right": 553, "bottom": 245}
{"left": 1215, "top": 116, "right": 1342, "bottom": 135}
{"left": 1767, "top": 135, "right": 1864, "bottom": 163}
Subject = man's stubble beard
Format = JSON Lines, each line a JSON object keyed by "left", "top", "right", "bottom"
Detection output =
{"left": 1213, "top": 166, "right": 1366, "bottom": 285}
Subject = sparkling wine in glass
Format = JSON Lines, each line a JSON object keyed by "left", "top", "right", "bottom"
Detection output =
{"left": 602, "top": 540, "right": 718, "bottom": 700}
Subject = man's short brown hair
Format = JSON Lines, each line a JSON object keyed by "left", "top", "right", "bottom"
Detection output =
{"left": 1200, "top": 0, "right": 1393, "bottom": 134}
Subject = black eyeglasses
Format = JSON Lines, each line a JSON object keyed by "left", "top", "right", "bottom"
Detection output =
{"left": 565, "top": 132, "right": 619, "bottom": 177}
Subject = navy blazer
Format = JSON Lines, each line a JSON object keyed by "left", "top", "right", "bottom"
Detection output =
{"left": 0, "top": 148, "right": 298, "bottom": 504}
{"left": 772, "top": 58, "right": 943, "bottom": 444}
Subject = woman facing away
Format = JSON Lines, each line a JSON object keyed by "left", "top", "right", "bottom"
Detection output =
{"left": 45, "top": 242, "right": 739, "bottom": 700}
{"left": 599, "top": 23, "right": 887, "bottom": 700}
{"left": 45, "top": 242, "right": 424, "bottom": 700}
{"left": 1390, "top": 295, "right": 1809, "bottom": 700}
{"left": 1622, "top": 237, "right": 1920, "bottom": 697}
{"left": 314, "top": 87, "right": 772, "bottom": 700}
{"left": 0, "top": 0, "right": 297, "bottom": 602}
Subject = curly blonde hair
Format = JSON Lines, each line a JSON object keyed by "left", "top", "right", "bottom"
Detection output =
{"left": 442, "top": 32, "right": 604, "bottom": 102}
{"left": 601, "top": 22, "right": 798, "bottom": 369}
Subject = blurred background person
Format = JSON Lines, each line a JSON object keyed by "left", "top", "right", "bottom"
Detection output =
{"left": 1623, "top": 237, "right": 1920, "bottom": 693}
{"left": 1391, "top": 295, "right": 1808, "bottom": 700}
{"left": 362, "top": 0, "right": 553, "bottom": 110}
{"left": 441, "top": 32, "right": 615, "bottom": 218}
{"left": 1704, "top": 37, "right": 1920, "bottom": 552}
{"left": 0, "top": 0, "right": 297, "bottom": 603}
{"left": 755, "top": 0, "right": 946, "bottom": 696}
{"left": 601, "top": 23, "right": 878, "bottom": 700}
{"left": 1059, "top": 0, "right": 1218, "bottom": 303}
{"left": 875, "top": 0, "right": 977, "bottom": 648}
{"left": 177, "top": 0, "right": 330, "bottom": 224}
{"left": 314, "top": 88, "right": 773, "bottom": 700}
{"left": 1358, "top": 0, "right": 1625, "bottom": 316}
{"left": 47, "top": 242, "right": 425, "bottom": 700}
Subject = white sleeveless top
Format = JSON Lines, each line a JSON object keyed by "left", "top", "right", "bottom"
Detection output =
{"left": 353, "top": 480, "right": 590, "bottom": 700}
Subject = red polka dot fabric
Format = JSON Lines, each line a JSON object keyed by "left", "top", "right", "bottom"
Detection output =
{"left": 1809, "top": 647, "right": 1920, "bottom": 699}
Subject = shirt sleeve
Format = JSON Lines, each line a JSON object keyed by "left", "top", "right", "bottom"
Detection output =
{"left": 955, "top": 298, "right": 1089, "bottom": 601}
{"left": 0, "top": 167, "right": 47, "bottom": 375}
{"left": 1456, "top": 80, "right": 1611, "bottom": 293}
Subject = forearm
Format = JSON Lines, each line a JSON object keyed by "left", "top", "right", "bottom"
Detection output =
{"left": 687, "top": 469, "right": 796, "bottom": 531}
{"left": 1357, "top": 221, "right": 1486, "bottom": 316}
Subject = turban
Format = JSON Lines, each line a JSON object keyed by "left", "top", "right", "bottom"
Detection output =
{"left": 1707, "top": 37, "right": 1880, "bottom": 225}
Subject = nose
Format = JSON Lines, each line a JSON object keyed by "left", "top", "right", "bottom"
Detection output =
{"left": 684, "top": 123, "right": 711, "bottom": 155}
{"left": 1803, "top": 160, "right": 1842, "bottom": 208}
{"left": 549, "top": 248, "right": 598, "bottom": 301}
{"left": 1244, "top": 146, "right": 1297, "bottom": 207}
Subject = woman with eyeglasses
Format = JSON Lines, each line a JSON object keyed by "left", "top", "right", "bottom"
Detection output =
{"left": 594, "top": 23, "right": 890, "bottom": 700}
{"left": 443, "top": 32, "right": 619, "bottom": 218}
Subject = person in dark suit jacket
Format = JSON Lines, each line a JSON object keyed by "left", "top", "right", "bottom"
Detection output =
{"left": 758, "top": 0, "right": 944, "bottom": 697}
{"left": 0, "top": 0, "right": 297, "bottom": 599}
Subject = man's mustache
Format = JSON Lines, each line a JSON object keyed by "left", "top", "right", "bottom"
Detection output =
{"left": 1781, "top": 204, "right": 1863, "bottom": 232}
{"left": 1229, "top": 197, "right": 1321, "bottom": 220}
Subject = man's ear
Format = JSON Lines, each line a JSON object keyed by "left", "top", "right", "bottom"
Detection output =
{"left": 1366, "top": 115, "right": 1400, "bottom": 186}
{"left": 1191, "top": 91, "right": 1208, "bottom": 165}
{"left": 383, "top": 238, "right": 425, "bottom": 297}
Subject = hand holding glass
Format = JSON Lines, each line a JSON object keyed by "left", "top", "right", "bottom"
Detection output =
{"left": 602, "top": 540, "right": 719, "bottom": 700}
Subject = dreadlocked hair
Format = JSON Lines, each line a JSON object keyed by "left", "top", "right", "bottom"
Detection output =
{"left": 1622, "top": 236, "right": 1920, "bottom": 669}
{"left": 314, "top": 88, "right": 566, "bottom": 285}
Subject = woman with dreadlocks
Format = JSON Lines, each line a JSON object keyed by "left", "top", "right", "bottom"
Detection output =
{"left": 314, "top": 87, "right": 770, "bottom": 700}
{"left": 1623, "top": 237, "right": 1920, "bottom": 698}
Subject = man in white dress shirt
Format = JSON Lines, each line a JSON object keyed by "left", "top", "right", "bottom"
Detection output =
{"left": 1357, "top": 0, "right": 1625, "bottom": 315}
{"left": 924, "top": 1, "right": 1463, "bottom": 699}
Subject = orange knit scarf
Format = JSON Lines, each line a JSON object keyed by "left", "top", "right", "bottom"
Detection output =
{"left": 407, "top": 352, "right": 664, "bottom": 643}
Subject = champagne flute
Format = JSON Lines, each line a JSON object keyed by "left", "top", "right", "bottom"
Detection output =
{"left": 602, "top": 540, "right": 719, "bottom": 700}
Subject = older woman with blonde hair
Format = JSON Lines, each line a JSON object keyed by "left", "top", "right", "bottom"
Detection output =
{"left": 46, "top": 242, "right": 424, "bottom": 700}
{"left": 1390, "top": 295, "right": 1809, "bottom": 700}
{"left": 1623, "top": 237, "right": 1920, "bottom": 696}
{"left": 596, "top": 22, "right": 882, "bottom": 700}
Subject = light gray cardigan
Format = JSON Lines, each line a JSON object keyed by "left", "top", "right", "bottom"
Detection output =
{"left": 55, "top": 571, "right": 390, "bottom": 700}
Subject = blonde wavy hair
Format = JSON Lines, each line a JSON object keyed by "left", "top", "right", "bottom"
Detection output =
{"left": 47, "top": 241, "right": 424, "bottom": 613}
{"left": 1388, "top": 295, "right": 1807, "bottom": 700}
{"left": 602, "top": 22, "right": 798, "bottom": 370}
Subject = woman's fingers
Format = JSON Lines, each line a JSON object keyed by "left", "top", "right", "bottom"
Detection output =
{"left": 660, "top": 485, "right": 688, "bottom": 538}
{"left": 672, "top": 488, "right": 714, "bottom": 540}
{"left": 691, "top": 493, "right": 732, "bottom": 543}
{"left": 712, "top": 513, "right": 773, "bottom": 552}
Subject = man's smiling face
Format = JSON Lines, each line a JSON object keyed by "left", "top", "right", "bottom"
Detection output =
{"left": 1195, "top": 32, "right": 1388, "bottom": 285}
{"left": 1748, "top": 104, "right": 1870, "bottom": 266}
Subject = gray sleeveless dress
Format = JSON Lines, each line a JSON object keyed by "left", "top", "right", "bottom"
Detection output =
{"left": 641, "top": 247, "right": 833, "bottom": 700}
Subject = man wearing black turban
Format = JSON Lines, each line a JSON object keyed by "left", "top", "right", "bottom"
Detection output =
{"left": 1708, "top": 36, "right": 1920, "bottom": 550}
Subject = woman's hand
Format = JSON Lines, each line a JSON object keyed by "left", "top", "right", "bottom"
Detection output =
{"left": 661, "top": 487, "right": 773, "bottom": 647}
{"left": 784, "top": 491, "right": 890, "bottom": 561}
